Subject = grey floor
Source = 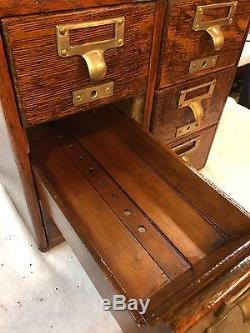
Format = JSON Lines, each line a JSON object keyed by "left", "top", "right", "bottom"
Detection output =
{"left": 0, "top": 97, "right": 249, "bottom": 333}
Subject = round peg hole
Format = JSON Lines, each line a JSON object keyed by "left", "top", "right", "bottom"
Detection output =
{"left": 67, "top": 144, "right": 73, "bottom": 149}
{"left": 123, "top": 209, "right": 132, "bottom": 216}
{"left": 78, "top": 156, "right": 84, "bottom": 161}
{"left": 138, "top": 226, "right": 146, "bottom": 233}
{"left": 89, "top": 167, "right": 95, "bottom": 173}
{"left": 91, "top": 90, "right": 98, "bottom": 99}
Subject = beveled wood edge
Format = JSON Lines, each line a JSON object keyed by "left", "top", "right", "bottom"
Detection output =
{"left": 0, "top": 34, "right": 47, "bottom": 250}
{"left": 0, "top": 0, "right": 157, "bottom": 18}
{"left": 166, "top": 255, "right": 250, "bottom": 333}
{"left": 145, "top": 237, "right": 250, "bottom": 324}
{"left": 143, "top": 0, "right": 167, "bottom": 131}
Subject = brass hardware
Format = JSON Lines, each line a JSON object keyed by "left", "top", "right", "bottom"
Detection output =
{"left": 56, "top": 17, "right": 125, "bottom": 81}
{"left": 172, "top": 137, "right": 200, "bottom": 158}
{"left": 189, "top": 55, "right": 218, "bottom": 74}
{"left": 176, "top": 121, "right": 199, "bottom": 138}
{"left": 73, "top": 81, "right": 114, "bottom": 106}
{"left": 177, "top": 80, "right": 216, "bottom": 137}
{"left": 193, "top": 2, "right": 238, "bottom": 50}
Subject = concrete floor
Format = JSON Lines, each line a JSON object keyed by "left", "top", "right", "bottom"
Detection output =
{"left": 0, "top": 97, "right": 249, "bottom": 333}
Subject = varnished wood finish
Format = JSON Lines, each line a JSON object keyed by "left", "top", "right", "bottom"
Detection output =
{"left": 158, "top": 0, "right": 250, "bottom": 88}
{"left": 0, "top": 35, "right": 47, "bottom": 250}
{"left": 29, "top": 108, "right": 250, "bottom": 330}
{"left": 2, "top": 3, "right": 155, "bottom": 127}
{"left": 151, "top": 68, "right": 234, "bottom": 145}
{"left": 142, "top": 0, "right": 167, "bottom": 131}
{"left": 0, "top": 0, "right": 149, "bottom": 18}
{"left": 169, "top": 125, "right": 217, "bottom": 170}
{"left": 109, "top": 109, "right": 250, "bottom": 238}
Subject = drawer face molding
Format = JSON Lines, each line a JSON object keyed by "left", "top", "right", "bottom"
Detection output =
{"left": 158, "top": 0, "right": 250, "bottom": 88}
{"left": 2, "top": 3, "right": 155, "bottom": 127}
{"left": 151, "top": 68, "right": 234, "bottom": 145}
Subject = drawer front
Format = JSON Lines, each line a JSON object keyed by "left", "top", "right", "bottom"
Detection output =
{"left": 169, "top": 125, "right": 217, "bottom": 170}
{"left": 2, "top": 3, "right": 155, "bottom": 127}
{"left": 151, "top": 68, "right": 234, "bottom": 144}
{"left": 158, "top": 0, "right": 250, "bottom": 88}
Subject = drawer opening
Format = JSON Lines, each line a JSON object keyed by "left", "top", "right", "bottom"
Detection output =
{"left": 27, "top": 106, "right": 250, "bottom": 326}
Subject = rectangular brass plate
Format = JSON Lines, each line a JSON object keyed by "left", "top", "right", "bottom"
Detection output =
{"left": 193, "top": 2, "right": 238, "bottom": 31}
{"left": 189, "top": 55, "right": 218, "bottom": 74}
{"left": 57, "top": 17, "right": 125, "bottom": 58}
{"left": 73, "top": 82, "right": 114, "bottom": 106}
{"left": 176, "top": 121, "right": 199, "bottom": 138}
{"left": 178, "top": 80, "right": 217, "bottom": 108}
{"left": 172, "top": 138, "right": 200, "bottom": 157}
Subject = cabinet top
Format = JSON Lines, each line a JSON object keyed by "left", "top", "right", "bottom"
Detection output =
{"left": 0, "top": 0, "right": 154, "bottom": 18}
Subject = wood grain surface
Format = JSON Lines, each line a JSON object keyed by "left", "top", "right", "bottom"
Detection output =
{"left": 2, "top": 3, "right": 155, "bottom": 126}
{"left": 0, "top": 35, "right": 47, "bottom": 250}
{"left": 151, "top": 68, "right": 234, "bottom": 145}
{"left": 158, "top": 0, "right": 250, "bottom": 88}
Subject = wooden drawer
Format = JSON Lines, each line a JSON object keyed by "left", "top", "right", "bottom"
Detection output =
{"left": 2, "top": 2, "right": 155, "bottom": 127}
{"left": 151, "top": 68, "right": 233, "bottom": 145}
{"left": 28, "top": 107, "right": 250, "bottom": 332}
{"left": 158, "top": 0, "right": 250, "bottom": 88}
{"left": 169, "top": 125, "right": 217, "bottom": 170}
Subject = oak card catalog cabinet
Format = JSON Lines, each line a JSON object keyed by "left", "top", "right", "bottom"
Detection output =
{"left": 0, "top": 1, "right": 249, "bottom": 332}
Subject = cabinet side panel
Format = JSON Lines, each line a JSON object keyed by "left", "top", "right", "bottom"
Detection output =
{"left": 0, "top": 35, "right": 47, "bottom": 250}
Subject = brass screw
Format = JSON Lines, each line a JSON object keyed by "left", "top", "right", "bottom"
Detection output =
{"left": 106, "top": 88, "right": 111, "bottom": 94}
{"left": 61, "top": 49, "right": 68, "bottom": 56}
{"left": 118, "top": 39, "right": 124, "bottom": 46}
{"left": 229, "top": 18, "right": 233, "bottom": 24}
{"left": 199, "top": 8, "right": 203, "bottom": 14}
{"left": 76, "top": 95, "right": 81, "bottom": 102}
{"left": 118, "top": 18, "right": 124, "bottom": 25}
{"left": 195, "top": 25, "right": 199, "bottom": 31}
{"left": 59, "top": 27, "right": 67, "bottom": 35}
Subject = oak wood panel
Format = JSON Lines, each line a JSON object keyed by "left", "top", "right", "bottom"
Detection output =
{"left": 29, "top": 109, "right": 250, "bottom": 330}
{"left": 169, "top": 125, "right": 217, "bottom": 170}
{"left": 151, "top": 68, "right": 234, "bottom": 145}
{"left": 29, "top": 126, "right": 168, "bottom": 300}
{"left": 106, "top": 108, "right": 250, "bottom": 238}
{"left": 142, "top": 0, "right": 167, "bottom": 131}
{"left": 146, "top": 237, "right": 250, "bottom": 325}
{"left": 0, "top": 0, "right": 151, "bottom": 18}
{"left": 2, "top": 3, "right": 155, "bottom": 126}
{"left": 34, "top": 170, "right": 170, "bottom": 332}
{"left": 158, "top": 0, "right": 250, "bottom": 88}
{"left": 0, "top": 35, "right": 47, "bottom": 250}
{"left": 62, "top": 111, "right": 226, "bottom": 265}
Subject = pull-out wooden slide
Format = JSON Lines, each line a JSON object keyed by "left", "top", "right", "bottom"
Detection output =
{"left": 28, "top": 107, "right": 250, "bottom": 332}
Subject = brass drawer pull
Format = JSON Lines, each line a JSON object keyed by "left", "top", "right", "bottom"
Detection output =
{"left": 193, "top": 2, "right": 238, "bottom": 50}
{"left": 176, "top": 80, "right": 216, "bottom": 137}
{"left": 56, "top": 17, "right": 125, "bottom": 81}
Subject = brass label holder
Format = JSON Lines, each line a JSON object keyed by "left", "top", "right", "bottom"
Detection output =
{"left": 73, "top": 81, "right": 114, "bottom": 106}
{"left": 56, "top": 17, "right": 125, "bottom": 81}
{"left": 172, "top": 137, "right": 200, "bottom": 164}
{"left": 189, "top": 55, "right": 218, "bottom": 74}
{"left": 176, "top": 80, "right": 216, "bottom": 138}
{"left": 193, "top": 1, "right": 238, "bottom": 50}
